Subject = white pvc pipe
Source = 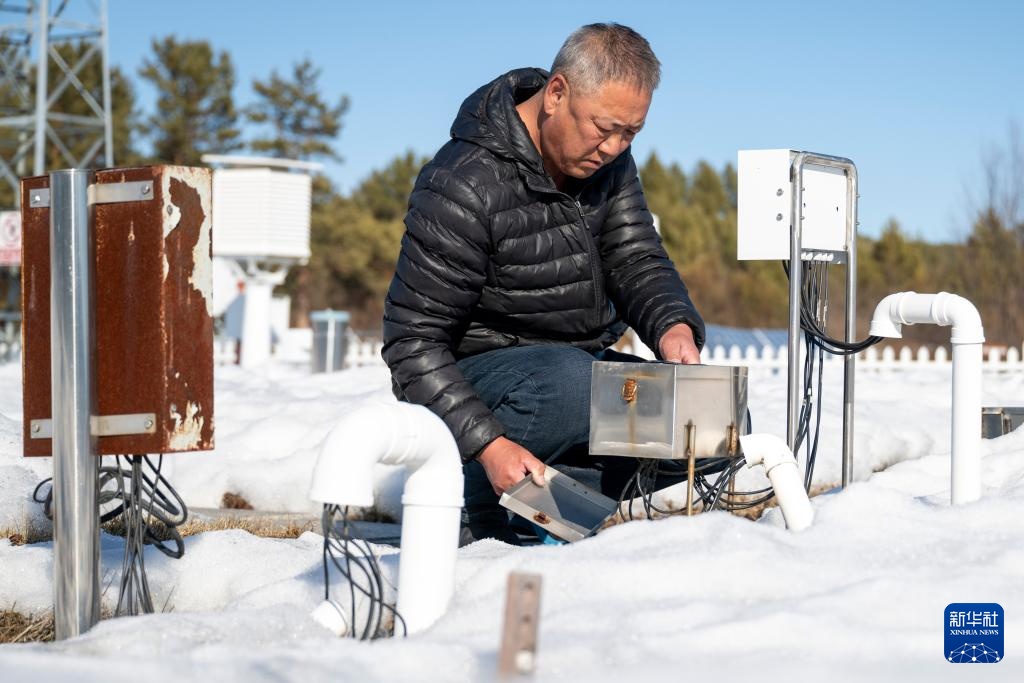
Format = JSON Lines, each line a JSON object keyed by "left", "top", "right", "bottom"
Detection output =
{"left": 239, "top": 280, "right": 273, "bottom": 368}
{"left": 309, "top": 402, "right": 464, "bottom": 634}
{"left": 951, "top": 343, "right": 982, "bottom": 503}
{"left": 739, "top": 433, "right": 815, "bottom": 532}
{"left": 869, "top": 292, "right": 984, "bottom": 504}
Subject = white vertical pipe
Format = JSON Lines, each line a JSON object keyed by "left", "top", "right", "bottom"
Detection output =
{"left": 396, "top": 504, "right": 462, "bottom": 634}
{"left": 951, "top": 342, "right": 982, "bottom": 504}
{"left": 49, "top": 168, "right": 99, "bottom": 639}
{"left": 310, "top": 402, "right": 464, "bottom": 634}
{"left": 239, "top": 279, "right": 272, "bottom": 368}
{"left": 869, "top": 291, "right": 985, "bottom": 505}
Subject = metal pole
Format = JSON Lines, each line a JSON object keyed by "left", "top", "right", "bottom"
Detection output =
{"left": 786, "top": 153, "right": 806, "bottom": 453}
{"left": 99, "top": 0, "right": 113, "bottom": 167}
{"left": 50, "top": 168, "right": 99, "bottom": 640}
{"left": 33, "top": 0, "right": 49, "bottom": 175}
{"left": 842, "top": 166, "right": 859, "bottom": 488}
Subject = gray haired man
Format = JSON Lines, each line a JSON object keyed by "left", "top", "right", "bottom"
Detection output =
{"left": 383, "top": 23, "right": 705, "bottom": 543}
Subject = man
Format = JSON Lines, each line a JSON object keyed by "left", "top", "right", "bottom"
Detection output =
{"left": 382, "top": 23, "right": 705, "bottom": 543}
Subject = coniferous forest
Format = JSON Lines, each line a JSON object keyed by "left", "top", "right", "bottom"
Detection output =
{"left": 1, "top": 37, "right": 1020, "bottom": 348}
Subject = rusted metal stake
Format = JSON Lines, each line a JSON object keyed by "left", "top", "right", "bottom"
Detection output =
{"left": 498, "top": 572, "right": 542, "bottom": 678}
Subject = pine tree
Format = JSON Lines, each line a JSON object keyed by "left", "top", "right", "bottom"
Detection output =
{"left": 138, "top": 37, "right": 241, "bottom": 165}
{"left": 247, "top": 59, "right": 349, "bottom": 162}
{"left": 302, "top": 151, "right": 426, "bottom": 328}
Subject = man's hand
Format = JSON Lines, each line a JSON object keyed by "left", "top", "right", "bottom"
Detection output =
{"left": 477, "top": 436, "right": 546, "bottom": 495}
{"left": 658, "top": 323, "right": 701, "bottom": 364}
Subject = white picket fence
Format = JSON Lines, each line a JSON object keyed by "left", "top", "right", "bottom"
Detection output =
{"left": 11, "top": 318, "right": 1020, "bottom": 372}
{"left": 621, "top": 339, "right": 1024, "bottom": 371}
{"left": 340, "top": 335, "right": 1024, "bottom": 372}
{"left": 209, "top": 329, "right": 1024, "bottom": 373}
{"left": 343, "top": 334, "right": 386, "bottom": 368}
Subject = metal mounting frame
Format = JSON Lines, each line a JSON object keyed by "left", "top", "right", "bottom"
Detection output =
{"left": 787, "top": 152, "right": 859, "bottom": 488}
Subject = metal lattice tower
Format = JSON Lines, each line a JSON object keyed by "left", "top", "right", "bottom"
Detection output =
{"left": 0, "top": 0, "right": 112, "bottom": 206}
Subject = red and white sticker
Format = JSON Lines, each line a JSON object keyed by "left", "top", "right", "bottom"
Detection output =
{"left": 0, "top": 211, "right": 20, "bottom": 266}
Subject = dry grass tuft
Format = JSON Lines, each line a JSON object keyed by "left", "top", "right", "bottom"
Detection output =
{"left": 175, "top": 516, "right": 316, "bottom": 539}
{"left": 2, "top": 519, "right": 53, "bottom": 546}
{"left": 351, "top": 507, "right": 397, "bottom": 524}
{"left": 5, "top": 514, "right": 317, "bottom": 546}
{"left": 100, "top": 514, "right": 317, "bottom": 541}
{"left": 221, "top": 492, "right": 254, "bottom": 510}
{"left": 0, "top": 609, "right": 54, "bottom": 644}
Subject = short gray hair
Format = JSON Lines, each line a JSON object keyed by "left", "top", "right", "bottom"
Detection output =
{"left": 550, "top": 23, "right": 661, "bottom": 95}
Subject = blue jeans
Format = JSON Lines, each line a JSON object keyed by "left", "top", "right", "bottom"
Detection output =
{"left": 456, "top": 345, "right": 651, "bottom": 544}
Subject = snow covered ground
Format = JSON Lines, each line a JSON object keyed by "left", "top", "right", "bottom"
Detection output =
{"left": 1, "top": 355, "right": 1023, "bottom": 681}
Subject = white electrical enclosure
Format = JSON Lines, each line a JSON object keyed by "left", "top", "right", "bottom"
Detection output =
{"left": 211, "top": 167, "right": 312, "bottom": 263}
{"left": 737, "top": 149, "right": 849, "bottom": 261}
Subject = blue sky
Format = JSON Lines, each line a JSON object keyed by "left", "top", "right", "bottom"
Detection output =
{"left": 109, "top": 0, "right": 1023, "bottom": 242}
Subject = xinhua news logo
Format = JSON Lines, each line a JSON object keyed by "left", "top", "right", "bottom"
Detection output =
{"left": 945, "top": 603, "right": 1003, "bottom": 663}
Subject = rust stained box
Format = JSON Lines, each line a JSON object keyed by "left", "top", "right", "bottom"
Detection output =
{"left": 21, "top": 166, "right": 214, "bottom": 457}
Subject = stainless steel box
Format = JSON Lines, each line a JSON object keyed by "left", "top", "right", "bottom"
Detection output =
{"left": 589, "top": 362, "right": 748, "bottom": 460}
{"left": 499, "top": 469, "right": 618, "bottom": 542}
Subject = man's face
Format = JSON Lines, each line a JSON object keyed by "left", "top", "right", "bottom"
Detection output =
{"left": 540, "top": 75, "right": 651, "bottom": 180}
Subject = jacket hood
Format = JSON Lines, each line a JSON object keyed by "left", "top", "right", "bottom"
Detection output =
{"left": 450, "top": 68, "right": 549, "bottom": 176}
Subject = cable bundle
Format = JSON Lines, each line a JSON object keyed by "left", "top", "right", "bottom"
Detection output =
{"left": 785, "top": 260, "right": 882, "bottom": 491}
{"left": 33, "top": 454, "right": 188, "bottom": 615}
{"left": 321, "top": 504, "right": 405, "bottom": 640}
{"left": 104, "top": 455, "right": 188, "bottom": 615}
{"left": 785, "top": 261, "right": 883, "bottom": 355}
{"left": 617, "top": 456, "right": 727, "bottom": 519}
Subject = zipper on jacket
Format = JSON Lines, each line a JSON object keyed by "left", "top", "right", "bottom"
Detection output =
{"left": 572, "top": 197, "right": 604, "bottom": 315}
{"left": 521, "top": 171, "right": 607, "bottom": 323}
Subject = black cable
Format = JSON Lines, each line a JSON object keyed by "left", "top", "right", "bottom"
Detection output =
{"left": 783, "top": 261, "right": 884, "bottom": 353}
{"left": 805, "top": 338, "right": 826, "bottom": 492}
{"left": 34, "top": 453, "right": 189, "bottom": 615}
{"left": 107, "top": 454, "right": 188, "bottom": 615}
{"left": 115, "top": 455, "right": 153, "bottom": 615}
{"left": 782, "top": 260, "right": 873, "bottom": 493}
{"left": 622, "top": 261, "right": 873, "bottom": 517}
{"left": 322, "top": 504, "right": 406, "bottom": 639}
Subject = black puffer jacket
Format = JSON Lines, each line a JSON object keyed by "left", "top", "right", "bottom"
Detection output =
{"left": 382, "top": 68, "right": 704, "bottom": 460}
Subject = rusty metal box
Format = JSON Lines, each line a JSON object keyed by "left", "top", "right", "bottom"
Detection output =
{"left": 589, "top": 361, "right": 748, "bottom": 460}
{"left": 21, "top": 166, "right": 214, "bottom": 456}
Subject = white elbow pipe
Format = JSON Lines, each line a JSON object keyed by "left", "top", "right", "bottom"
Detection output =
{"left": 869, "top": 291, "right": 984, "bottom": 345}
{"left": 739, "top": 433, "right": 815, "bottom": 532}
{"left": 868, "top": 292, "right": 984, "bottom": 505}
{"left": 309, "top": 402, "right": 464, "bottom": 634}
